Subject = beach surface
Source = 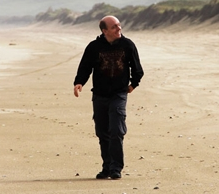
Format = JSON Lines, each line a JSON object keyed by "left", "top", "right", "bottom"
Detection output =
{"left": 0, "top": 23, "right": 219, "bottom": 194}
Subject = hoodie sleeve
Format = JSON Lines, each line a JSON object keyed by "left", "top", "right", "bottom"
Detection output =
{"left": 73, "top": 43, "right": 93, "bottom": 86}
{"left": 128, "top": 41, "right": 144, "bottom": 88}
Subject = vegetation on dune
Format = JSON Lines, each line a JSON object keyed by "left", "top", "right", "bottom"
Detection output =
{"left": 74, "top": 3, "right": 121, "bottom": 24}
{"left": 155, "top": 1, "right": 207, "bottom": 12}
{"left": 35, "top": 7, "right": 79, "bottom": 24}
{"left": 32, "top": 0, "right": 219, "bottom": 30}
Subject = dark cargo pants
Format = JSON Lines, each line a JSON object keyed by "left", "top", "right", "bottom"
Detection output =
{"left": 92, "top": 92, "right": 127, "bottom": 173}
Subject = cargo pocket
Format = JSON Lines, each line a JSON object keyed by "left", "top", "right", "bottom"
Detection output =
{"left": 116, "top": 106, "right": 127, "bottom": 136}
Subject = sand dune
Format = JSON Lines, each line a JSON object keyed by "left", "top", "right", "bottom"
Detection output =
{"left": 0, "top": 23, "right": 218, "bottom": 193}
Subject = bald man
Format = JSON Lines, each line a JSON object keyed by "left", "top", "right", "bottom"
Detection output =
{"left": 73, "top": 15, "right": 144, "bottom": 179}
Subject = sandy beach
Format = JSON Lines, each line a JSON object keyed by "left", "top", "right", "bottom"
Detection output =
{"left": 0, "top": 22, "right": 219, "bottom": 193}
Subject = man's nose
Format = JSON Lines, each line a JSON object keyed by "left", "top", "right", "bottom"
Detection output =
{"left": 117, "top": 25, "right": 121, "bottom": 30}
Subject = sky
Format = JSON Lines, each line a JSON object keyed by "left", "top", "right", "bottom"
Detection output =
{"left": 0, "top": 0, "right": 165, "bottom": 16}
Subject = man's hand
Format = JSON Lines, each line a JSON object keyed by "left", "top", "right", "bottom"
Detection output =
{"left": 74, "top": 84, "right": 83, "bottom": 97}
{"left": 127, "top": 85, "right": 134, "bottom": 93}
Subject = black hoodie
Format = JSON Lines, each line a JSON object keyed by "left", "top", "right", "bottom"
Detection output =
{"left": 74, "top": 34, "right": 144, "bottom": 97}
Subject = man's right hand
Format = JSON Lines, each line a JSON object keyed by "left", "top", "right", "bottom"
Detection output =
{"left": 74, "top": 84, "right": 83, "bottom": 97}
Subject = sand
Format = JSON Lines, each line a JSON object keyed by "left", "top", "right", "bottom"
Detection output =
{"left": 0, "top": 22, "right": 219, "bottom": 194}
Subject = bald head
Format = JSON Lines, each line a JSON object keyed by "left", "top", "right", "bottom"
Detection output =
{"left": 99, "top": 15, "right": 122, "bottom": 43}
{"left": 99, "top": 16, "right": 120, "bottom": 32}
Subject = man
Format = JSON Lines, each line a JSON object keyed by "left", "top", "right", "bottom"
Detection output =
{"left": 73, "top": 15, "right": 144, "bottom": 179}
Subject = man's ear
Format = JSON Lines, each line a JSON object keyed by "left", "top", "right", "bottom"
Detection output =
{"left": 102, "top": 29, "right": 107, "bottom": 35}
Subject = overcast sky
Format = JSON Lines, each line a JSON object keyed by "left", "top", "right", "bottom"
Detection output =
{"left": 0, "top": 0, "right": 165, "bottom": 16}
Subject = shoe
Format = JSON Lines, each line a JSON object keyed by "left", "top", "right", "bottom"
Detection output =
{"left": 96, "top": 170, "right": 109, "bottom": 179}
{"left": 110, "top": 171, "right": 121, "bottom": 179}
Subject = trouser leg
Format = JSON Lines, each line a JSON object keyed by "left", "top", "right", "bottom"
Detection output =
{"left": 108, "top": 93, "right": 127, "bottom": 172}
{"left": 92, "top": 93, "right": 127, "bottom": 173}
{"left": 92, "top": 95, "right": 110, "bottom": 172}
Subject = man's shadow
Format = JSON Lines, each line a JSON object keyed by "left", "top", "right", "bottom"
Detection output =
{"left": 0, "top": 177, "right": 109, "bottom": 184}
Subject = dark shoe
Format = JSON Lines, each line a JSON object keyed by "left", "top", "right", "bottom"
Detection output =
{"left": 110, "top": 171, "right": 121, "bottom": 179}
{"left": 96, "top": 170, "right": 109, "bottom": 179}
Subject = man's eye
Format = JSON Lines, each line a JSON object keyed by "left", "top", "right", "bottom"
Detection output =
{"left": 112, "top": 24, "right": 120, "bottom": 29}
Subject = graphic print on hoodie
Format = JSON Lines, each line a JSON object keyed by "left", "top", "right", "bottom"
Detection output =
{"left": 99, "top": 49, "right": 125, "bottom": 77}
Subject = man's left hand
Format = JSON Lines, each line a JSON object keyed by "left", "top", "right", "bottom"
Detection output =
{"left": 127, "top": 85, "right": 134, "bottom": 93}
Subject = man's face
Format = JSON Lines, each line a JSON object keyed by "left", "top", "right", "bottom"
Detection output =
{"left": 103, "top": 17, "right": 122, "bottom": 43}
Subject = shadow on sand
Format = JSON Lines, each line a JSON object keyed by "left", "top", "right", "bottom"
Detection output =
{"left": 0, "top": 177, "right": 111, "bottom": 184}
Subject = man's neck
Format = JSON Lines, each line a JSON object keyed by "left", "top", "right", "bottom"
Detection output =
{"left": 105, "top": 37, "right": 120, "bottom": 45}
